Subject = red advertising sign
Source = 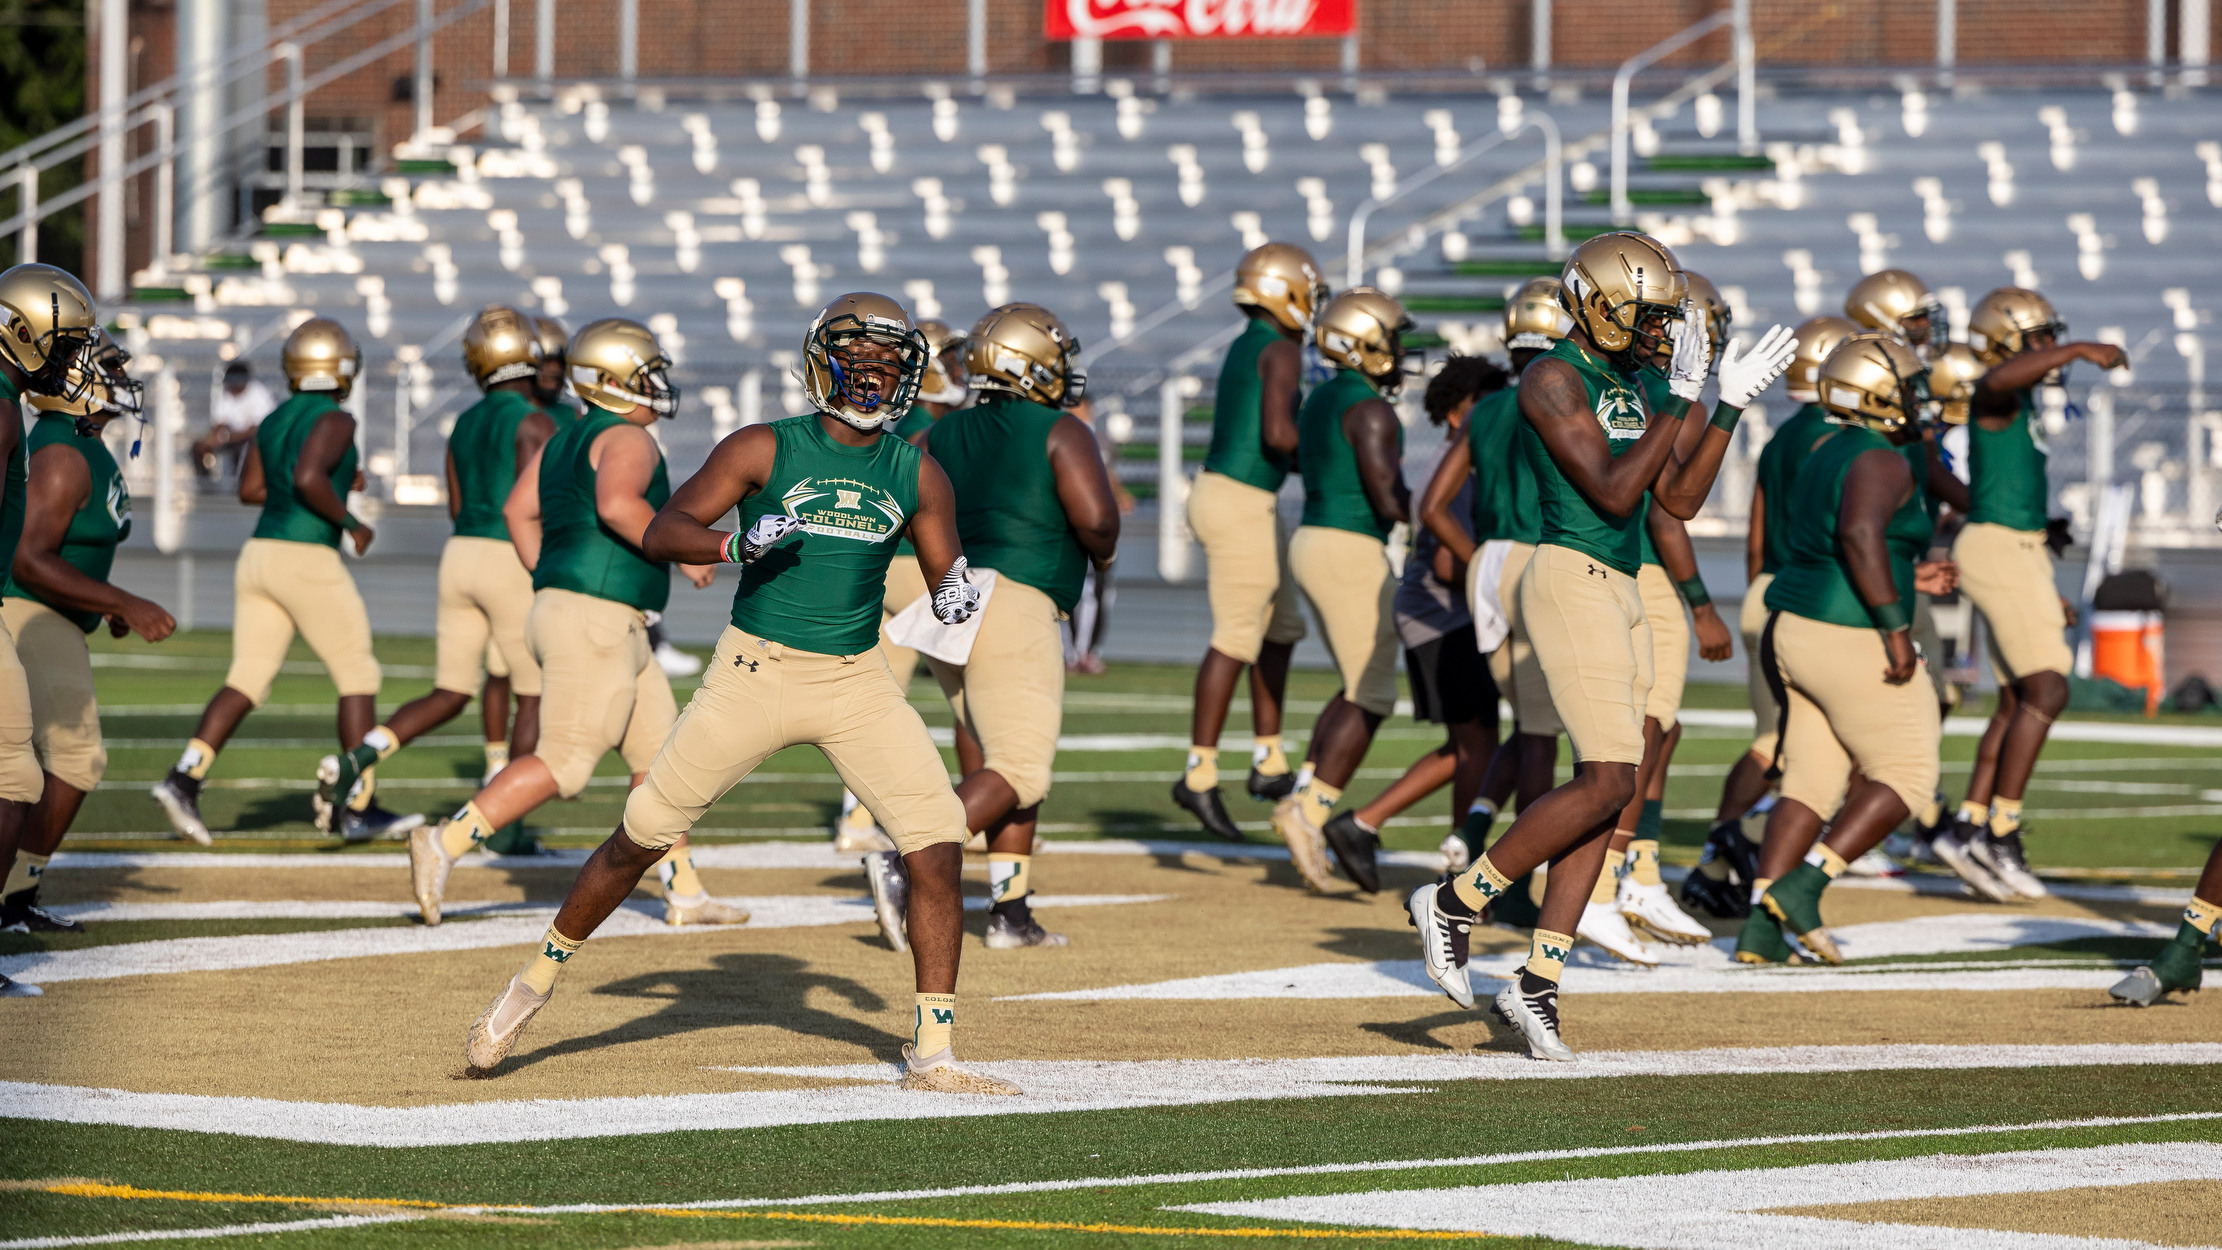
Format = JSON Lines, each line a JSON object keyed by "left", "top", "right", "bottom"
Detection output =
{"left": 1046, "top": 0, "right": 1357, "bottom": 40}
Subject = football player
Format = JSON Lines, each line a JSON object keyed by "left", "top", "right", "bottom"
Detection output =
{"left": 1172, "top": 244, "right": 1324, "bottom": 841}
{"left": 1738, "top": 335, "right": 1956, "bottom": 963}
{"left": 311, "top": 306, "right": 563, "bottom": 849}
{"left": 150, "top": 317, "right": 420, "bottom": 844}
{"left": 1409, "top": 232, "right": 1794, "bottom": 1059}
{"left": 2110, "top": 840, "right": 2221, "bottom": 1006}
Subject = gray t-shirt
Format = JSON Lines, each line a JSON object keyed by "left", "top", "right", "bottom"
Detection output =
{"left": 1395, "top": 446, "right": 1474, "bottom": 648}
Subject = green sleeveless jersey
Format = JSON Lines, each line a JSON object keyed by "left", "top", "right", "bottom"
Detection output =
{"left": 0, "top": 374, "right": 22, "bottom": 580}
{"left": 251, "top": 392, "right": 356, "bottom": 547}
{"left": 449, "top": 388, "right": 550, "bottom": 541}
{"left": 1967, "top": 391, "right": 2048, "bottom": 532}
{"left": 2, "top": 415, "right": 129, "bottom": 632}
{"left": 732, "top": 414, "right": 921, "bottom": 653}
{"left": 532, "top": 410, "right": 670, "bottom": 612}
{"left": 928, "top": 395, "right": 1087, "bottom": 613}
{"left": 1466, "top": 386, "right": 1540, "bottom": 545}
{"left": 1756, "top": 404, "right": 1833, "bottom": 575}
{"left": 1765, "top": 426, "right": 1932, "bottom": 630}
{"left": 1299, "top": 368, "right": 1400, "bottom": 541}
{"left": 1520, "top": 338, "right": 1651, "bottom": 575}
{"left": 889, "top": 405, "right": 944, "bottom": 556}
{"left": 1203, "top": 317, "right": 1294, "bottom": 493}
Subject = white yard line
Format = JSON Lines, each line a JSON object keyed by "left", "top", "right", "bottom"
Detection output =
{"left": 1, "top": 1045, "right": 2212, "bottom": 1147}
{"left": 1179, "top": 1142, "right": 2222, "bottom": 1249}
{"left": 0, "top": 894, "right": 1165, "bottom": 986}
{"left": 0, "top": 1214, "right": 423, "bottom": 1249}
{"left": 505, "top": 1110, "right": 2222, "bottom": 1213}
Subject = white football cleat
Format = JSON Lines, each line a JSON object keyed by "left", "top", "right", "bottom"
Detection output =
{"left": 1843, "top": 847, "right": 1902, "bottom": 877}
{"left": 863, "top": 850, "right": 910, "bottom": 953}
{"left": 654, "top": 640, "right": 703, "bottom": 677}
{"left": 900, "top": 1044, "right": 1022, "bottom": 1095}
{"left": 1490, "top": 976, "right": 1575, "bottom": 1061}
{"left": 1617, "top": 876, "right": 1712, "bottom": 946}
{"left": 1271, "top": 796, "right": 1337, "bottom": 893}
{"left": 664, "top": 893, "right": 750, "bottom": 926}
{"left": 1437, "top": 832, "right": 1472, "bottom": 874}
{"left": 1578, "top": 899, "right": 1661, "bottom": 967}
{"left": 1407, "top": 883, "right": 1474, "bottom": 1009}
{"left": 832, "top": 800, "right": 896, "bottom": 853}
{"left": 407, "top": 826, "right": 454, "bottom": 926}
{"left": 465, "top": 975, "right": 550, "bottom": 1073}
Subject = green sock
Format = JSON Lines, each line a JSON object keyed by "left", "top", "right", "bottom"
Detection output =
{"left": 1459, "top": 799, "right": 1497, "bottom": 856}
{"left": 1636, "top": 798, "right": 1662, "bottom": 843}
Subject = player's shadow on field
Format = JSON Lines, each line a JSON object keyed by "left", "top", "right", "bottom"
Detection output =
{"left": 1359, "top": 1009, "right": 1520, "bottom": 1054}
{"left": 502, "top": 953, "right": 908, "bottom": 1068}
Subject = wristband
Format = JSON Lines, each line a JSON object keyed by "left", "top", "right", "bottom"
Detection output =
{"left": 1868, "top": 599, "right": 1910, "bottom": 633}
{"left": 342, "top": 512, "right": 363, "bottom": 531}
{"left": 1655, "top": 394, "right": 1692, "bottom": 421}
{"left": 1708, "top": 401, "right": 1741, "bottom": 434}
{"left": 1676, "top": 576, "right": 1710, "bottom": 608}
{"left": 720, "top": 531, "right": 744, "bottom": 563}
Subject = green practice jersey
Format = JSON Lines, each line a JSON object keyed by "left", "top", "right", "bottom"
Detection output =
{"left": 1766, "top": 426, "right": 1932, "bottom": 630}
{"left": 1520, "top": 338, "right": 1651, "bottom": 575}
{"left": 2, "top": 415, "right": 130, "bottom": 632}
{"left": 1466, "top": 386, "right": 1540, "bottom": 544}
{"left": 928, "top": 394, "right": 1088, "bottom": 613}
{"left": 251, "top": 392, "right": 356, "bottom": 547}
{"left": 532, "top": 410, "right": 670, "bottom": 612}
{"left": 1298, "top": 368, "right": 1399, "bottom": 541}
{"left": 1203, "top": 317, "right": 1294, "bottom": 493}
{"left": 1967, "top": 391, "right": 2049, "bottom": 532}
{"left": 449, "top": 388, "right": 553, "bottom": 541}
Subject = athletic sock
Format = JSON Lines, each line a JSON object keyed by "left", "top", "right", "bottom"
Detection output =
{"left": 1293, "top": 763, "right": 1315, "bottom": 792}
{"left": 913, "top": 993, "right": 956, "bottom": 1056}
{"left": 2185, "top": 896, "right": 2221, "bottom": 938}
{"left": 359, "top": 726, "right": 400, "bottom": 765}
{"left": 1591, "top": 848, "right": 1626, "bottom": 904}
{"left": 438, "top": 800, "right": 496, "bottom": 859}
{"left": 1183, "top": 746, "right": 1219, "bottom": 791}
{"left": 347, "top": 767, "right": 377, "bottom": 812}
{"left": 2, "top": 851, "right": 46, "bottom": 900}
{"left": 657, "top": 845, "right": 704, "bottom": 899}
{"left": 1989, "top": 797, "right": 2024, "bottom": 836}
{"left": 1804, "top": 844, "right": 1849, "bottom": 879}
{"left": 1635, "top": 798, "right": 1663, "bottom": 844}
{"left": 1956, "top": 799, "right": 1990, "bottom": 828}
{"left": 518, "top": 925, "right": 582, "bottom": 995}
{"left": 1627, "top": 839, "right": 1663, "bottom": 887}
{"left": 177, "top": 737, "right": 217, "bottom": 781}
{"left": 1919, "top": 793, "right": 1945, "bottom": 829}
{"left": 1460, "top": 799, "right": 1498, "bottom": 856}
{"left": 987, "top": 852, "right": 1031, "bottom": 906}
{"left": 1526, "top": 928, "right": 1575, "bottom": 984}
{"left": 1449, "top": 851, "right": 1515, "bottom": 913}
{"left": 1750, "top": 876, "right": 1774, "bottom": 906}
{"left": 483, "top": 740, "right": 509, "bottom": 776}
{"left": 1252, "top": 735, "right": 1289, "bottom": 777}
{"left": 1299, "top": 780, "right": 1339, "bottom": 828}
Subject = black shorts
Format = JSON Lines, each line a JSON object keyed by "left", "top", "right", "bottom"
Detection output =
{"left": 1405, "top": 625, "right": 1497, "bottom": 727}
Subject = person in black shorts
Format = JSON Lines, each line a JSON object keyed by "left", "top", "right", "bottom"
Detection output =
{"left": 1322, "top": 355, "right": 1507, "bottom": 891}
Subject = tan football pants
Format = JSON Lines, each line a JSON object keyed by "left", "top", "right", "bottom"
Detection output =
{"left": 0, "top": 599, "right": 103, "bottom": 792}
{"left": 1481, "top": 540, "right": 1563, "bottom": 737}
{"left": 1953, "top": 521, "right": 2073, "bottom": 682}
{"left": 1187, "top": 470, "right": 1306, "bottom": 664}
{"left": 877, "top": 557, "right": 930, "bottom": 695}
{"left": 435, "top": 535, "right": 540, "bottom": 697}
{"left": 1519, "top": 543, "right": 1652, "bottom": 766}
{"left": 225, "top": 538, "right": 381, "bottom": 705}
{"left": 626, "top": 625, "right": 967, "bottom": 855}
{"left": 0, "top": 612, "right": 42, "bottom": 803}
{"left": 525, "top": 587, "right": 675, "bottom": 799}
{"left": 1289, "top": 524, "right": 1399, "bottom": 717}
{"left": 1740, "top": 571, "right": 1779, "bottom": 763}
{"left": 1768, "top": 611, "right": 1942, "bottom": 819}
{"left": 926, "top": 576, "right": 1066, "bottom": 809}
{"left": 1636, "top": 563, "right": 1689, "bottom": 730}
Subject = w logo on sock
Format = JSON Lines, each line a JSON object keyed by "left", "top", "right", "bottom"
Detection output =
{"left": 1538, "top": 941, "right": 1569, "bottom": 963}
{"left": 1469, "top": 874, "right": 1503, "bottom": 900}
{"left": 543, "top": 942, "right": 572, "bottom": 963}
{"left": 931, "top": 1008, "right": 954, "bottom": 1025}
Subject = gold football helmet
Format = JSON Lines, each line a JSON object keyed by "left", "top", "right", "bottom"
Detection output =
{"left": 1845, "top": 269, "right": 1944, "bottom": 351}
{"left": 282, "top": 317, "right": 363, "bottom": 399}
{"left": 0, "top": 263, "right": 96, "bottom": 400}
{"left": 1503, "top": 277, "right": 1572, "bottom": 351}
{"left": 29, "top": 327, "right": 141, "bottom": 429}
{"left": 1682, "top": 270, "right": 1731, "bottom": 362}
{"left": 1558, "top": 231, "right": 1685, "bottom": 360}
{"left": 461, "top": 304, "right": 542, "bottom": 390}
{"left": 803, "top": 292, "right": 931, "bottom": 430}
{"left": 568, "top": 318, "right": 679, "bottom": 417}
{"left": 533, "top": 316, "right": 569, "bottom": 364}
{"left": 1313, "top": 287, "right": 1414, "bottom": 388}
{"left": 967, "top": 302, "right": 1085, "bottom": 408}
{"left": 1817, "top": 332, "right": 1929, "bottom": 434}
{"left": 1967, "top": 286, "right": 2067, "bottom": 365}
{"left": 1925, "top": 342, "right": 1985, "bottom": 426}
{"left": 1784, "top": 315, "right": 1860, "bottom": 400}
{"left": 1232, "top": 242, "right": 1328, "bottom": 338}
{"left": 916, "top": 317, "right": 968, "bottom": 406}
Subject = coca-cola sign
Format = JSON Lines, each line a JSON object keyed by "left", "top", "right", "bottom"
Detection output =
{"left": 1046, "top": 0, "right": 1357, "bottom": 40}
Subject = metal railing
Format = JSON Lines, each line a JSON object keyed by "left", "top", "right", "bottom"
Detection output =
{"left": 1611, "top": 3, "right": 1755, "bottom": 225}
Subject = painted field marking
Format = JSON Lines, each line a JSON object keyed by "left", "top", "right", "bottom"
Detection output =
{"left": 1178, "top": 1142, "right": 2222, "bottom": 1249}
{"left": 2, "top": 1045, "right": 2213, "bottom": 1147}
{"left": 0, "top": 1213, "right": 423, "bottom": 1249}
{"left": 509, "top": 1110, "right": 2222, "bottom": 1215}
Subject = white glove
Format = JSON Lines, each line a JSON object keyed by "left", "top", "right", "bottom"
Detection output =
{"left": 1666, "top": 298, "right": 1711, "bottom": 402}
{"left": 725, "top": 514, "right": 805, "bottom": 564}
{"left": 933, "top": 556, "right": 981, "bottom": 625}
{"left": 1717, "top": 324, "right": 1799, "bottom": 409}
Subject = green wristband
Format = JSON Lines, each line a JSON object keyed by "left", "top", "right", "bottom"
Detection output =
{"left": 1868, "top": 599, "right": 1910, "bottom": 633}
{"left": 342, "top": 512, "right": 363, "bottom": 531}
{"left": 1708, "top": 401, "right": 1741, "bottom": 433}
{"left": 1676, "top": 577, "right": 1710, "bottom": 607}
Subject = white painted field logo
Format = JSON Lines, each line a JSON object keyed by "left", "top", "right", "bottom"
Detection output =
{"left": 780, "top": 476, "right": 907, "bottom": 543}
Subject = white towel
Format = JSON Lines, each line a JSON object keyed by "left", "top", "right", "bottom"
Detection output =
{"left": 1468, "top": 539, "right": 1512, "bottom": 653}
{"left": 885, "top": 568, "right": 999, "bottom": 666}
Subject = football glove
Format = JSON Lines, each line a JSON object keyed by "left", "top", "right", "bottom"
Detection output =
{"left": 1717, "top": 324, "right": 1799, "bottom": 408}
{"left": 723, "top": 514, "right": 806, "bottom": 564}
{"left": 933, "top": 556, "right": 981, "bottom": 625}
{"left": 1666, "top": 298, "right": 1711, "bottom": 402}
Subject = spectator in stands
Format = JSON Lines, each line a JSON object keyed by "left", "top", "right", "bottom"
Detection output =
{"left": 194, "top": 361, "right": 276, "bottom": 483}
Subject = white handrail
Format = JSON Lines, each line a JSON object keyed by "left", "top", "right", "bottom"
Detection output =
{"left": 1611, "top": 8, "right": 1748, "bottom": 225}
{"left": 1345, "top": 131, "right": 1510, "bottom": 288}
{"left": 1499, "top": 103, "right": 1564, "bottom": 260}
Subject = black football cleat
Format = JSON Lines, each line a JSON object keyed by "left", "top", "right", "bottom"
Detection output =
{"left": 1321, "top": 811, "right": 1382, "bottom": 893}
{"left": 1247, "top": 766, "right": 1296, "bottom": 802}
{"left": 1171, "top": 779, "right": 1244, "bottom": 841}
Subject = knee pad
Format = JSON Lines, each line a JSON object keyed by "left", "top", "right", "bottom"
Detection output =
{"left": 619, "top": 778, "right": 689, "bottom": 851}
{"left": 332, "top": 656, "right": 383, "bottom": 698}
{"left": 49, "top": 743, "right": 105, "bottom": 794}
{"left": 0, "top": 751, "right": 43, "bottom": 804}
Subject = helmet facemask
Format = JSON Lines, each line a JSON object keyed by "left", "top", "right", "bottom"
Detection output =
{"left": 808, "top": 312, "right": 929, "bottom": 430}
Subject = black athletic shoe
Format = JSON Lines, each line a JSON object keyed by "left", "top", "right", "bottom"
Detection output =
{"left": 0, "top": 892, "right": 82, "bottom": 934}
{"left": 150, "top": 769, "right": 212, "bottom": 845}
{"left": 1707, "top": 818, "right": 1761, "bottom": 885}
{"left": 1321, "top": 811, "right": 1382, "bottom": 893}
{"left": 1170, "top": 779, "right": 1244, "bottom": 841}
{"left": 339, "top": 803, "right": 427, "bottom": 844}
{"left": 1247, "top": 766, "right": 1296, "bottom": 802}
{"left": 1679, "top": 863, "right": 1751, "bottom": 919}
